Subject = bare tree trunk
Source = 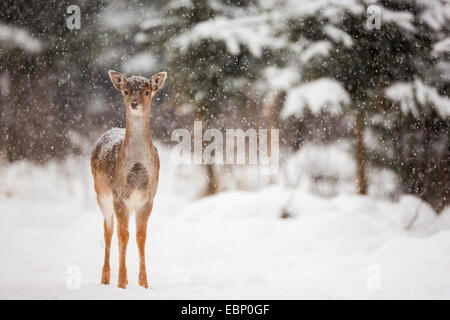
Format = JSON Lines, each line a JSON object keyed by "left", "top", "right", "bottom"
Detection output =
{"left": 419, "top": 117, "right": 431, "bottom": 200}
{"left": 205, "top": 163, "right": 218, "bottom": 195}
{"left": 0, "top": 72, "right": 7, "bottom": 160}
{"left": 265, "top": 94, "right": 275, "bottom": 186}
{"left": 441, "top": 135, "right": 450, "bottom": 212}
{"left": 6, "top": 68, "right": 22, "bottom": 161}
{"left": 263, "top": 91, "right": 285, "bottom": 186}
{"left": 197, "top": 108, "right": 219, "bottom": 196}
{"left": 354, "top": 109, "right": 368, "bottom": 195}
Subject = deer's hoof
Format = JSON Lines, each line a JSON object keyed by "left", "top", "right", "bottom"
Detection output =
{"left": 139, "top": 273, "right": 148, "bottom": 288}
{"left": 101, "top": 267, "right": 110, "bottom": 285}
{"left": 118, "top": 274, "right": 128, "bottom": 289}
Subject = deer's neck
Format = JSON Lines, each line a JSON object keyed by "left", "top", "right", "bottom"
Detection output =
{"left": 122, "top": 113, "right": 154, "bottom": 161}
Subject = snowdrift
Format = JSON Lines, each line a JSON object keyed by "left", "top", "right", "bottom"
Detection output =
{"left": 0, "top": 145, "right": 449, "bottom": 299}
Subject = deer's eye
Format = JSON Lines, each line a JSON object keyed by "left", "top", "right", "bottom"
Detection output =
{"left": 124, "top": 90, "right": 129, "bottom": 95}
{"left": 145, "top": 91, "right": 150, "bottom": 96}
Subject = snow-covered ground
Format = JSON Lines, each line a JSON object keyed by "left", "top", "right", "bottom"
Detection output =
{"left": 1, "top": 144, "right": 450, "bottom": 299}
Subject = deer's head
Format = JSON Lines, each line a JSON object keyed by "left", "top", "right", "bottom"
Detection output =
{"left": 108, "top": 70, "right": 167, "bottom": 115}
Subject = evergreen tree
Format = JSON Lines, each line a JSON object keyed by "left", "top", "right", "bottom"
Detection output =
{"left": 132, "top": 0, "right": 284, "bottom": 195}
{"left": 0, "top": 0, "right": 108, "bottom": 161}
{"left": 274, "top": 0, "right": 449, "bottom": 209}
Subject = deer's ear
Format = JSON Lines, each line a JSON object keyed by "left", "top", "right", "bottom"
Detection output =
{"left": 150, "top": 72, "right": 167, "bottom": 93}
{"left": 108, "top": 70, "right": 126, "bottom": 91}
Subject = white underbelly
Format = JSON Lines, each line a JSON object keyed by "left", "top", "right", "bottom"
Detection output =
{"left": 125, "top": 191, "right": 148, "bottom": 213}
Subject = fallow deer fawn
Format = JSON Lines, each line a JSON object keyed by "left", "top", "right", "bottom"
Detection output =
{"left": 91, "top": 70, "right": 167, "bottom": 289}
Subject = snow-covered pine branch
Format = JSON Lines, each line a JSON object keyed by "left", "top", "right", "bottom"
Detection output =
{"left": 281, "top": 78, "right": 351, "bottom": 118}
{"left": 385, "top": 79, "right": 450, "bottom": 119}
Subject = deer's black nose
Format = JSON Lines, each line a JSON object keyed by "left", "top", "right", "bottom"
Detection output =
{"left": 131, "top": 102, "right": 138, "bottom": 109}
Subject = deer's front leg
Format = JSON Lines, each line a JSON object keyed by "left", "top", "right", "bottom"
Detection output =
{"left": 136, "top": 201, "right": 153, "bottom": 288}
{"left": 102, "top": 217, "right": 114, "bottom": 285}
{"left": 114, "top": 200, "right": 130, "bottom": 289}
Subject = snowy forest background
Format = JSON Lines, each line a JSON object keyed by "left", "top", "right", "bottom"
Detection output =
{"left": 1, "top": 0, "right": 450, "bottom": 299}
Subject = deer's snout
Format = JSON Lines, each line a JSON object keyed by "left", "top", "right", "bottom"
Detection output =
{"left": 130, "top": 102, "right": 138, "bottom": 109}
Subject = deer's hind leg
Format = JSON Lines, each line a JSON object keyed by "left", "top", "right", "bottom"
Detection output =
{"left": 97, "top": 193, "right": 114, "bottom": 285}
{"left": 136, "top": 201, "right": 153, "bottom": 288}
